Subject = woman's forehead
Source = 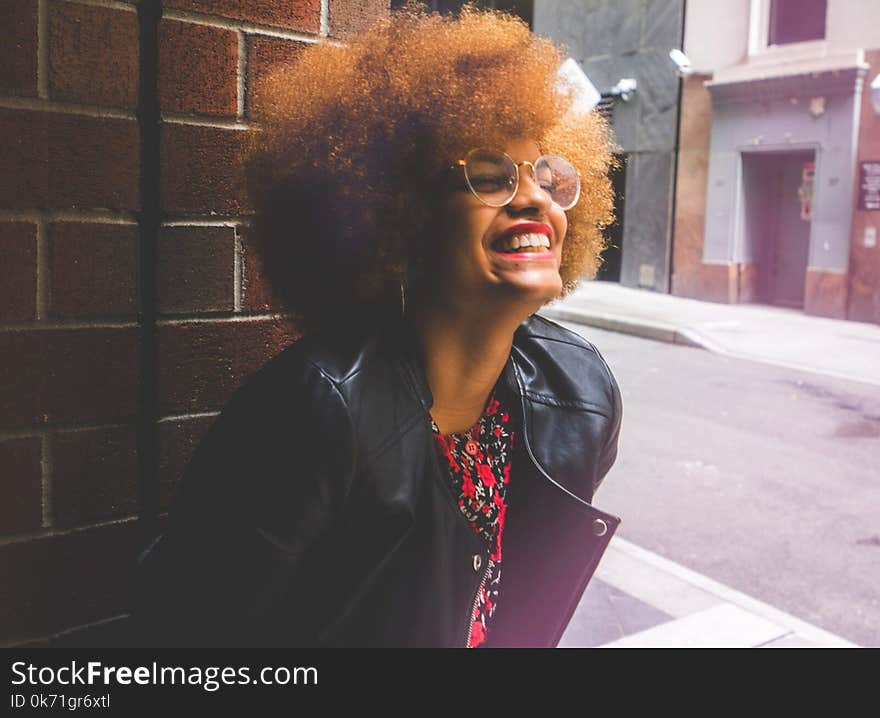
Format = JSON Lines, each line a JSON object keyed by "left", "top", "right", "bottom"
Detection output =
{"left": 499, "top": 137, "right": 542, "bottom": 161}
{"left": 442, "top": 137, "right": 545, "bottom": 172}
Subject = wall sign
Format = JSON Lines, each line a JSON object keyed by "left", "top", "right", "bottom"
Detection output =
{"left": 860, "top": 161, "right": 880, "bottom": 211}
{"left": 798, "top": 162, "right": 815, "bottom": 221}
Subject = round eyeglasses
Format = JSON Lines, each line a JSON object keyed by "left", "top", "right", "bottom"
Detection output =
{"left": 452, "top": 148, "right": 581, "bottom": 211}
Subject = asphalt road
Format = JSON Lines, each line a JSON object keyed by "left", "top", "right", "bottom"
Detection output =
{"left": 557, "top": 320, "right": 880, "bottom": 647}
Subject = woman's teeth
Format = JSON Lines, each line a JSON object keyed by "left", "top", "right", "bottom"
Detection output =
{"left": 497, "top": 233, "right": 551, "bottom": 253}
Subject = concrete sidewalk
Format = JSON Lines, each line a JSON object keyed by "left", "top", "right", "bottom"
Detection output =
{"left": 559, "top": 536, "right": 858, "bottom": 648}
{"left": 542, "top": 281, "right": 880, "bottom": 388}
{"left": 544, "top": 281, "right": 870, "bottom": 648}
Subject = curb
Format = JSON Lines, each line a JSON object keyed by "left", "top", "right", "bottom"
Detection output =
{"left": 541, "top": 306, "right": 880, "bottom": 388}
{"left": 540, "top": 307, "right": 716, "bottom": 350}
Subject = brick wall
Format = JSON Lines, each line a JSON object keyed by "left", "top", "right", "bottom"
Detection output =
{"left": 0, "top": 0, "right": 389, "bottom": 647}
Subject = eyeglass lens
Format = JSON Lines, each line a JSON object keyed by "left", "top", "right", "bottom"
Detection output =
{"left": 464, "top": 149, "right": 579, "bottom": 210}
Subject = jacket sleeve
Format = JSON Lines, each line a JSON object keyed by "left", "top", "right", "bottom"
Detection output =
{"left": 595, "top": 351, "right": 623, "bottom": 492}
{"left": 133, "top": 359, "right": 357, "bottom": 647}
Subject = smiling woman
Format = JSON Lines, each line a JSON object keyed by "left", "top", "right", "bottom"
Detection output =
{"left": 134, "top": 2, "right": 624, "bottom": 648}
{"left": 243, "top": 3, "right": 616, "bottom": 334}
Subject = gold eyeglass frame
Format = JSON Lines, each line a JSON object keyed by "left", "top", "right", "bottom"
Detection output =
{"left": 451, "top": 148, "right": 581, "bottom": 211}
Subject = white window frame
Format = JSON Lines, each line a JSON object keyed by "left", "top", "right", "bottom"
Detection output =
{"left": 748, "top": 0, "right": 828, "bottom": 62}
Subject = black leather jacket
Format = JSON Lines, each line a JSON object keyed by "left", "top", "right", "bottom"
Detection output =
{"left": 135, "top": 312, "right": 623, "bottom": 647}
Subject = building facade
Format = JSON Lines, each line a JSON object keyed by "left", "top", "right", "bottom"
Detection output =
{"left": 673, "top": 0, "right": 880, "bottom": 323}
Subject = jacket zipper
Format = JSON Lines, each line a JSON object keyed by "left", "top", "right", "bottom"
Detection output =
{"left": 460, "top": 353, "right": 556, "bottom": 647}
{"left": 464, "top": 558, "right": 491, "bottom": 647}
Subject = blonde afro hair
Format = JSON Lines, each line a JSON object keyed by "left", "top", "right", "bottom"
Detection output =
{"left": 245, "top": 2, "right": 616, "bottom": 333}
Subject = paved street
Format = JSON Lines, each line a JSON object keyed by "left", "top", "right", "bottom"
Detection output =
{"left": 556, "top": 322, "right": 880, "bottom": 647}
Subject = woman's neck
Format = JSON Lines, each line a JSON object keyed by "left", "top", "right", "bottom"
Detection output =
{"left": 409, "top": 302, "right": 530, "bottom": 434}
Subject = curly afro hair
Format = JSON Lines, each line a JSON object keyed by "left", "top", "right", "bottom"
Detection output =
{"left": 245, "top": 2, "right": 616, "bottom": 334}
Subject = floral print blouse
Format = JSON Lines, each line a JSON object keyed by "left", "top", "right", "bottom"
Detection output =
{"left": 430, "top": 390, "right": 514, "bottom": 648}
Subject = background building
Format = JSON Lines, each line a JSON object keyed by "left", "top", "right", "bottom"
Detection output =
{"left": 534, "top": 0, "right": 686, "bottom": 292}
{"left": 673, "top": 0, "right": 880, "bottom": 323}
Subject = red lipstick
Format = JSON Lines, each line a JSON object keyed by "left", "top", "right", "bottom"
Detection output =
{"left": 494, "top": 222, "right": 553, "bottom": 246}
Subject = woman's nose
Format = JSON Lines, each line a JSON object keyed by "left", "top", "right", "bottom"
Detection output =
{"left": 509, "top": 163, "right": 552, "bottom": 212}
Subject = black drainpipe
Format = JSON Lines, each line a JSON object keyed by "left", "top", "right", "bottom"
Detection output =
{"left": 136, "top": 0, "right": 162, "bottom": 545}
{"left": 666, "top": 0, "right": 687, "bottom": 294}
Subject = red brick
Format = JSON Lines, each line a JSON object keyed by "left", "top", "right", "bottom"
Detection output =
{"left": 159, "top": 19, "right": 238, "bottom": 117}
{"left": 0, "top": 437, "right": 42, "bottom": 536}
{"left": 0, "top": 109, "right": 139, "bottom": 211}
{"left": 0, "top": 328, "right": 139, "bottom": 430}
{"left": 0, "top": 0, "right": 38, "bottom": 97}
{"left": 0, "top": 222, "right": 37, "bottom": 321}
{"left": 158, "top": 415, "right": 215, "bottom": 510}
{"left": 49, "top": 2, "right": 139, "bottom": 109}
{"left": 164, "top": 0, "right": 320, "bottom": 33}
{"left": 329, "top": 0, "right": 390, "bottom": 39}
{"left": 0, "top": 520, "right": 138, "bottom": 643}
{"left": 158, "top": 226, "right": 235, "bottom": 313}
{"left": 52, "top": 425, "right": 139, "bottom": 529}
{"left": 0, "top": 109, "right": 47, "bottom": 208}
{"left": 50, "top": 222, "right": 139, "bottom": 318}
{"left": 246, "top": 36, "right": 308, "bottom": 121}
{"left": 240, "top": 227, "right": 281, "bottom": 312}
{"left": 157, "top": 318, "right": 297, "bottom": 415}
{"left": 160, "top": 123, "right": 250, "bottom": 215}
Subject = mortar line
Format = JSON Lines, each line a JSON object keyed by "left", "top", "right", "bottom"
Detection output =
{"left": 160, "top": 112, "right": 249, "bottom": 129}
{"left": 62, "top": 0, "right": 138, "bottom": 12}
{"left": 0, "top": 515, "right": 138, "bottom": 548}
{"left": 320, "top": 0, "right": 330, "bottom": 37}
{"left": 233, "top": 226, "right": 243, "bottom": 312}
{"left": 157, "top": 410, "right": 220, "bottom": 423}
{"left": 37, "top": 0, "right": 49, "bottom": 99}
{"left": 237, "top": 30, "right": 247, "bottom": 120}
{"left": 0, "top": 320, "right": 138, "bottom": 331}
{"left": 0, "top": 419, "right": 139, "bottom": 442}
{"left": 157, "top": 313, "right": 289, "bottom": 326}
{"left": 0, "top": 96, "right": 136, "bottom": 120}
{"left": 0, "top": 209, "right": 137, "bottom": 224}
{"left": 0, "top": 209, "right": 138, "bottom": 224}
{"left": 35, "top": 216, "right": 49, "bottom": 320}
{"left": 40, "top": 431, "right": 53, "bottom": 529}
{"left": 162, "top": 217, "right": 252, "bottom": 227}
{"left": 163, "top": 8, "right": 334, "bottom": 43}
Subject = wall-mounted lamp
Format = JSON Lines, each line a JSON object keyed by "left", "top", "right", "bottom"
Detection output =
{"left": 669, "top": 48, "right": 693, "bottom": 76}
{"left": 557, "top": 57, "right": 601, "bottom": 114}
{"left": 871, "top": 73, "right": 880, "bottom": 115}
{"left": 609, "top": 78, "right": 638, "bottom": 102}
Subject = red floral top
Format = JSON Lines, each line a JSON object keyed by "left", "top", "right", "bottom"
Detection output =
{"left": 430, "top": 391, "right": 514, "bottom": 648}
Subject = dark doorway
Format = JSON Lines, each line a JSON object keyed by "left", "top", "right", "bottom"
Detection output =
{"left": 742, "top": 150, "right": 814, "bottom": 308}
{"left": 596, "top": 153, "right": 626, "bottom": 282}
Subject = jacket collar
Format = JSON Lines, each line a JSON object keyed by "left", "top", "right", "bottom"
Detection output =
{"left": 384, "top": 311, "right": 527, "bottom": 411}
{"left": 385, "top": 312, "right": 434, "bottom": 411}
{"left": 385, "top": 312, "right": 594, "bottom": 508}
